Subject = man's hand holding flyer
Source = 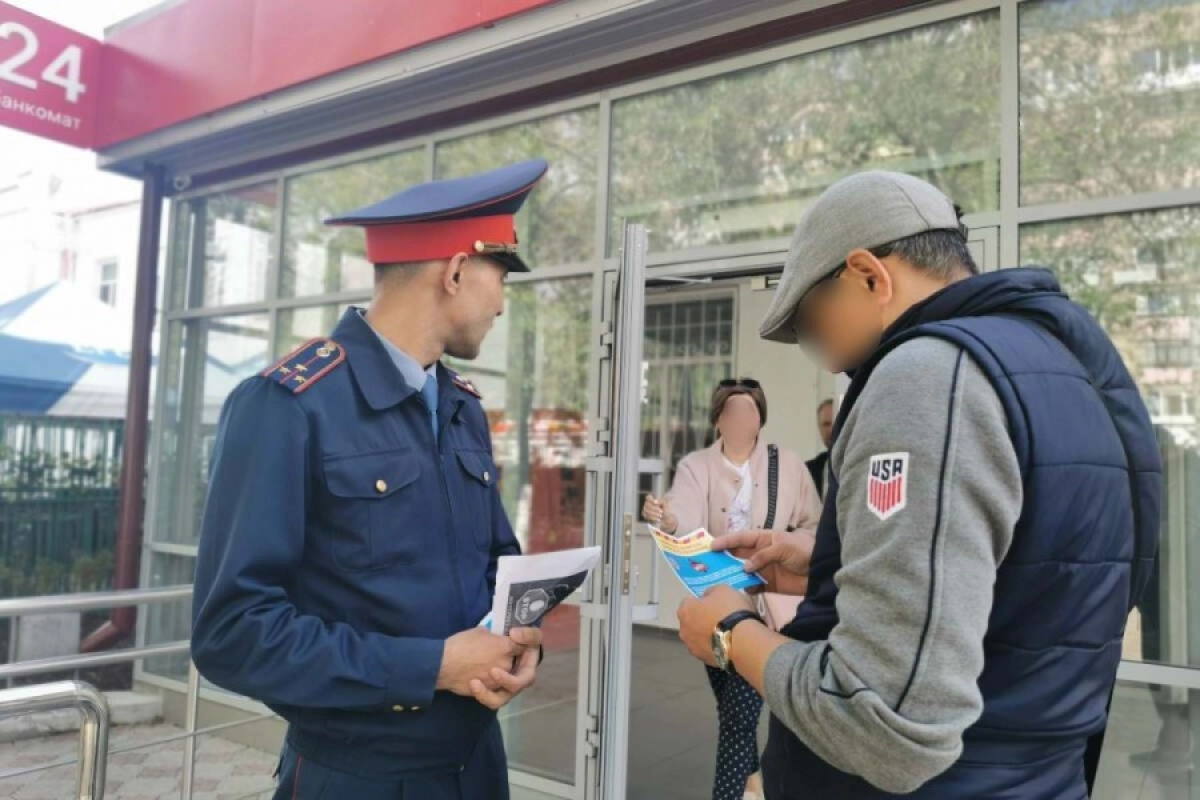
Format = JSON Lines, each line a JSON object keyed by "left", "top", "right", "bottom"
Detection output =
{"left": 649, "top": 526, "right": 766, "bottom": 597}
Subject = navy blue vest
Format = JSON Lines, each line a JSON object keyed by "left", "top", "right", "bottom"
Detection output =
{"left": 763, "top": 269, "right": 1161, "bottom": 799}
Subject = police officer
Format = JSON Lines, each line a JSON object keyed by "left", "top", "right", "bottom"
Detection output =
{"left": 191, "top": 160, "right": 551, "bottom": 800}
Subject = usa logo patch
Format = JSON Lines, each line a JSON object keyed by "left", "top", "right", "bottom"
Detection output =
{"left": 867, "top": 452, "right": 909, "bottom": 521}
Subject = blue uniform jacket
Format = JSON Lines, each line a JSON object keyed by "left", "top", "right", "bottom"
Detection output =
{"left": 191, "top": 307, "right": 520, "bottom": 775}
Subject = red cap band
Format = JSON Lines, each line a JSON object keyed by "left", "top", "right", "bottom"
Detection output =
{"left": 364, "top": 215, "right": 516, "bottom": 264}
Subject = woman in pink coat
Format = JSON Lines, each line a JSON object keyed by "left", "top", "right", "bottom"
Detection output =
{"left": 643, "top": 379, "right": 820, "bottom": 800}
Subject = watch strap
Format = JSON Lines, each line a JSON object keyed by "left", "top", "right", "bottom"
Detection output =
{"left": 717, "top": 609, "right": 764, "bottom": 634}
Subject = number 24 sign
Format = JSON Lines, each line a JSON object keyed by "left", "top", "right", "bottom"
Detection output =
{"left": 0, "top": 2, "right": 101, "bottom": 148}
{"left": 1, "top": 21, "right": 88, "bottom": 102}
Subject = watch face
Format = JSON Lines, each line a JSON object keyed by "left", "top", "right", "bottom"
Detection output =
{"left": 711, "top": 629, "right": 731, "bottom": 672}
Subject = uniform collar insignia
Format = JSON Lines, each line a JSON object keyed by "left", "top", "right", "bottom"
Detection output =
{"left": 449, "top": 370, "right": 482, "bottom": 399}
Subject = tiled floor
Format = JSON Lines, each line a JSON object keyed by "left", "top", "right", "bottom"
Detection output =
{"left": 0, "top": 723, "right": 276, "bottom": 800}
{"left": 504, "top": 628, "right": 1198, "bottom": 799}
{"left": 503, "top": 627, "right": 766, "bottom": 800}
{"left": 1093, "top": 681, "right": 1198, "bottom": 800}
{"left": 1, "top": 628, "right": 1196, "bottom": 799}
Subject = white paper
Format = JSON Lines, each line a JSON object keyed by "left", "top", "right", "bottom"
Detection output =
{"left": 481, "top": 546, "right": 602, "bottom": 635}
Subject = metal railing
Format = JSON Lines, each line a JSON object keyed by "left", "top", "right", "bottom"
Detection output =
{"left": 0, "top": 680, "right": 109, "bottom": 800}
{"left": 0, "top": 586, "right": 192, "bottom": 683}
{"left": 0, "top": 584, "right": 279, "bottom": 800}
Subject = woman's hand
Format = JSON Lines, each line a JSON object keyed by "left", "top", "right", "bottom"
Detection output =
{"left": 713, "top": 529, "right": 815, "bottom": 595}
{"left": 642, "top": 494, "right": 679, "bottom": 534}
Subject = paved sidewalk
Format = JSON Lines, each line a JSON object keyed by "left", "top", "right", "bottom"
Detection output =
{"left": 0, "top": 628, "right": 1191, "bottom": 799}
{"left": 0, "top": 722, "right": 276, "bottom": 800}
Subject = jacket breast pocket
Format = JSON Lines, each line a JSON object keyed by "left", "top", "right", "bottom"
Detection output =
{"left": 321, "top": 450, "right": 422, "bottom": 571}
{"left": 454, "top": 449, "right": 496, "bottom": 549}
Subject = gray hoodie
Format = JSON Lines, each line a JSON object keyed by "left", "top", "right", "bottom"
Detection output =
{"left": 762, "top": 336, "right": 1023, "bottom": 794}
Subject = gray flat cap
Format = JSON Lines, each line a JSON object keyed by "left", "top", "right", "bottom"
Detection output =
{"left": 759, "top": 171, "right": 963, "bottom": 343}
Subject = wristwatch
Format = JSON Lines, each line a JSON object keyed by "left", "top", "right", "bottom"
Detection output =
{"left": 712, "top": 609, "right": 765, "bottom": 675}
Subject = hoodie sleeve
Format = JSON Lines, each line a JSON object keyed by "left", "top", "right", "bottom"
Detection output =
{"left": 761, "top": 337, "right": 1022, "bottom": 794}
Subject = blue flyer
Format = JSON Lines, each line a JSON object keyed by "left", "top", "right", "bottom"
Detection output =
{"left": 650, "top": 527, "right": 766, "bottom": 597}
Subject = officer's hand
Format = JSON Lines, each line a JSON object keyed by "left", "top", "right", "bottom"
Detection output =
{"left": 437, "top": 628, "right": 527, "bottom": 697}
{"left": 712, "top": 529, "right": 814, "bottom": 595}
{"left": 470, "top": 628, "right": 541, "bottom": 711}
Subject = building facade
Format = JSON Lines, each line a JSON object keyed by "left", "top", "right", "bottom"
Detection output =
{"left": 0, "top": 168, "right": 143, "bottom": 334}
{"left": 72, "top": 0, "right": 1200, "bottom": 796}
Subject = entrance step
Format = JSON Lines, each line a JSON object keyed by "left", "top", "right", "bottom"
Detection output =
{"left": 0, "top": 690, "right": 162, "bottom": 743}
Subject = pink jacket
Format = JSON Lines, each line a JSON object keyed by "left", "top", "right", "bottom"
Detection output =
{"left": 665, "top": 439, "right": 821, "bottom": 538}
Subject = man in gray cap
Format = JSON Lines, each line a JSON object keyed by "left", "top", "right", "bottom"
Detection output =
{"left": 677, "top": 172, "right": 1160, "bottom": 798}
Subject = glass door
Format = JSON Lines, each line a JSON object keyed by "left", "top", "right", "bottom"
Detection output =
{"left": 456, "top": 224, "right": 651, "bottom": 799}
{"left": 449, "top": 277, "right": 595, "bottom": 798}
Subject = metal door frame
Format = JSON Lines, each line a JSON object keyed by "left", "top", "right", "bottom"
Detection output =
{"left": 571, "top": 224, "right": 650, "bottom": 800}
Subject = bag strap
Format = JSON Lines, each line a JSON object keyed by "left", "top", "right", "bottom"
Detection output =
{"left": 763, "top": 444, "right": 779, "bottom": 529}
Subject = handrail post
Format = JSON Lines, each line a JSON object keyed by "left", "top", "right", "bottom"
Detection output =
{"left": 180, "top": 660, "right": 200, "bottom": 800}
{"left": 75, "top": 683, "right": 110, "bottom": 800}
{"left": 0, "top": 680, "right": 109, "bottom": 800}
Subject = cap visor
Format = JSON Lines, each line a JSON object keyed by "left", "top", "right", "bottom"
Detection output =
{"left": 486, "top": 252, "right": 532, "bottom": 273}
{"left": 758, "top": 282, "right": 804, "bottom": 344}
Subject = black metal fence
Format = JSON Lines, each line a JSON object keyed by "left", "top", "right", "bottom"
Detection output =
{"left": 0, "top": 415, "right": 123, "bottom": 599}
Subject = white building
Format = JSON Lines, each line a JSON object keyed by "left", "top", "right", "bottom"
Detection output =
{"left": 0, "top": 171, "right": 69, "bottom": 300}
{"left": 0, "top": 168, "right": 143, "bottom": 348}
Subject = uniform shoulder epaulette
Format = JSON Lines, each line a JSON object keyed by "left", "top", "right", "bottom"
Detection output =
{"left": 449, "top": 370, "right": 482, "bottom": 399}
{"left": 261, "top": 338, "right": 346, "bottom": 394}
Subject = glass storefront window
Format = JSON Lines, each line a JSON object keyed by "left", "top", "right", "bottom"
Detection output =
{"left": 280, "top": 149, "right": 426, "bottom": 298}
{"left": 276, "top": 304, "right": 352, "bottom": 359}
{"left": 185, "top": 184, "right": 279, "bottom": 308}
{"left": 153, "top": 314, "right": 270, "bottom": 546}
{"left": 149, "top": 320, "right": 186, "bottom": 547}
{"left": 611, "top": 12, "right": 1001, "bottom": 253}
{"left": 1020, "top": 0, "right": 1200, "bottom": 206}
{"left": 166, "top": 202, "right": 194, "bottom": 312}
{"left": 435, "top": 109, "right": 600, "bottom": 268}
{"left": 450, "top": 277, "right": 592, "bottom": 783}
{"left": 1022, "top": 207, "right": 1200, "bottom": 669}
{"left": 143, "top": 552, "right": 197, "bottom": 682}
{"left": 1095, "top": 680, "right": 1199, "bottom": 798}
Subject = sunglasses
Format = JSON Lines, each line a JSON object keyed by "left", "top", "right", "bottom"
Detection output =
{"left": 718, "top": 378, "right": 761, "bottom": 390}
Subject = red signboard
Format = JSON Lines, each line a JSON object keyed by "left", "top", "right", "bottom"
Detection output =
{"left": 96, "top": 0, "right": 561, "bottom": 149}
{"left": 0, "top": 2, "right": 100, "bottom": 148}
{"left": 0, "top": 0, "right": 561, "bottom": 150}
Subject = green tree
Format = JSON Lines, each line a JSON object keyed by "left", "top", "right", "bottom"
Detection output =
{"left": 435, "top": 111, "right": 599, "bottom": 513}
{"left": 1020, "top": 0, "right": 1200, "bottom": 205}
{"left": 610, "top": 12, "right": 1002, "bottom": 252}
{"left": 281, "top": 149, "right": 427, "bottom": 298}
